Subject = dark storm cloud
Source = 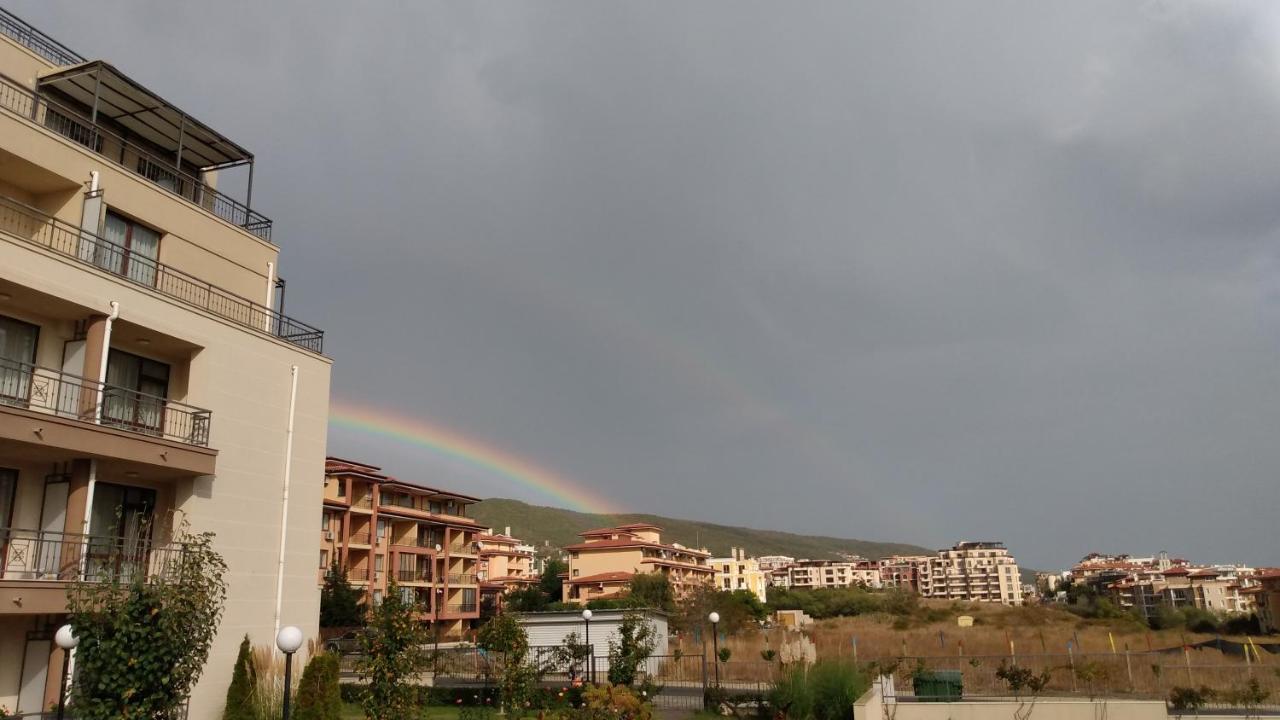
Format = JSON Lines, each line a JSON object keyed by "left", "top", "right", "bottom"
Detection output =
{"left": 15, "top": 1, "right": 1280, "bottom": 568}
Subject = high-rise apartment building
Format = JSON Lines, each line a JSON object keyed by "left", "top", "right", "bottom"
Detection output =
{"left": 926, "top": 542, "right": 1022, "bottom": 605}
{"left": 320, "top": 458, "right": 482, "bottom": 639}
{"left": 0, "top": 10, "right": 331, "bottom": 716}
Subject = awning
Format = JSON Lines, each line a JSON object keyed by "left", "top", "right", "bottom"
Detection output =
{"left": 37, "top": 60, "right": 253, "bottom": 169}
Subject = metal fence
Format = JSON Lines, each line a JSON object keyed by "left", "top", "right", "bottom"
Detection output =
{"left": 880, "top": 653, "right": 1280, "bottom": 705}
{"left": 0, "top": 194, "right": 324, "bottom": 353}
{"left": 0, "top": 7, "right": 84, "bottom": 66}
{"left": 0, "top": 71, "right": 272, "bottom": 240}
{"left": 0, "top": 527, "right": 190, "bottom": 584}
{"left": 0, "top": 358, "right": 211, "bottom": 446}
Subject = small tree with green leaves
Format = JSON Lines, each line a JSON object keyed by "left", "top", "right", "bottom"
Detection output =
{"left": 320, "top": 563, "right": 366, "bottom": 628}
{"left": 222, "top": 635, "right": 257, "bottom": 720}
{"left": 68, "top": 524, "right": 228, "bottom": 720}
{"left": 293, "top": 653, "right": 342, "bottom": 720}
{"left": 626, "top": 573, "right": 675, "bottom": 613}
{"left": 357, "top": 581, "right": 428, "bottom": 719}
{"left": 477, "top": 612, "right": 540, "bottom": 714}
{"left": 996, "top": 661, "right": 1053, "bottom": 720}
{"left": 540, "top": 558, "right": 567, "bottom": 603}
{"left": 607, "top": 611, "right": 658, "bottom": 686}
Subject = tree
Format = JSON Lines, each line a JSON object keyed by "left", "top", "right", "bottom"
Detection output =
{"left": 68, "top": 524, "right": 228, "bottom": 720}
{"left": 607, "top": 611, "right": 658, "bottom": 686}
{"left": 293, "top": 653, "right": 342, "bottom": 720}
{"left": 506, "top": 586, "right": 548, "bottom": 612}
{"left": 476, "top": 612, "right": 539, "bottom": 714}
{"left": 222, "top": 635, "right": 257, "bottom": 720}
{"left": 539, "top": 558, "right": 567, "bottom": 603}
{"left": 626, "top": 573, "right": 674, "bottom": 613}
{"left": 320, "top": 563, "right": 367, "bottom": 628}
{"left": 357, "top": 581, "right": 429, "bottom": 719}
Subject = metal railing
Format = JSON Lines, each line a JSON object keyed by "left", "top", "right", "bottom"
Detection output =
{"left": 445, "top": 602, "right": 478, "bottom": 613}
{"left": 0, "top": 359, "right": 211, "bottom": 447}
{"left": 348, "top": 531, "right": 372, "bottom": 545}
{"left": 0, "top": 194, "right": 324, "bottom": 353}
{"left": 351, "top": 494, "right": 373, "bottom": 509}
{"left": 0, "top": 72, "right": 272, "bottom": 240}
{"left": 0, "top": 8, "right": 83, "bottom": 67}
{"left": 396, "top": 568, "right": 433, "bottom": 583}
{"left": 347, "top": 568, "right": 370, "bottom": 581}
{"left": 446, "top": 573, "right": 479, "bottom": 584}
{"left": 0, "top": 527, "right": 190, "bottom": 584}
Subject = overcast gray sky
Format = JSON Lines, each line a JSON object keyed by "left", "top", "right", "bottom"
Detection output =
{"left": 16, "top": 1, "right": 1280, "bottom": 570}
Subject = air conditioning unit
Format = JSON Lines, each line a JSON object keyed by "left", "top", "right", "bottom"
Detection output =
{"left": 324, "top": 531, "right": 335, "bottom": 541}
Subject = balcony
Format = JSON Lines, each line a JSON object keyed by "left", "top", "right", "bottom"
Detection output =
{"left": 348, "top": 531, "right": 372, "bottom": 546}
{"left": 396, "top": 568, "right": 433, "bottom": 583}
{"left": 446, "top": 573, "right": 479, "bottom": 585}
{"left": 0, "top": 359, "right": 211, "bottom": 447}
{"left": 444, "top": 603, "right": 478, "bottom": 614}
{"left": 0, "top": 8, "right": 82, "bottom": 67}
{"left": 0, "top": 67, "right": 272, "bottom": 241}
{"left": 1, "top": 527, "right": 190, "bottom": 584}
{"left": 0, "top": 195, "right": 322, "bottom": 353}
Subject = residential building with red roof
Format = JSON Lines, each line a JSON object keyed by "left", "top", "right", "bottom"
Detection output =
{"left": 562, "top": 524, "right": 714, "bottom": 604}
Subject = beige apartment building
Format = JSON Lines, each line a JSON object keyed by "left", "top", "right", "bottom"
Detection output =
{"left": 320, "top": 458, "right": 481, "bottom": 639}
{"left": 562, "top": 524, "right": 714, "bottom": 604}
{"left": 1106, "top": 566, "right": 1257, "bottom": 620}
{"left": 787, "top": 559, "right": 883, "bottom": 590}
{"left": 709, "top": 547, "right": 768, "bottom": 603}
{"left": 0, "top": 10, "right": 331, "bottom": 717}
{"left": 477, "top": 529, "right": 537, "bottom": 592}
{"left": 925, "top": 542, "right": 1022, "bottom": 605}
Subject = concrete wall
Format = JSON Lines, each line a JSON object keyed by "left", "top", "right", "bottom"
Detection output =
{"left": 854, "top": 682, "right": 1168, "bottom": 720}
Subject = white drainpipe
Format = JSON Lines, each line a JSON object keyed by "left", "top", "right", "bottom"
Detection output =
{"left": 93, "top": 301, "right": 120, "bottom": 422}
{"left": 273, "top": 365, "right": 299, "bottom": 641}
{"left": 264, "top": 262, "right": 275, "bottom": 331}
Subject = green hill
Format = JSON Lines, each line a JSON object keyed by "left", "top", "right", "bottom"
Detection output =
{"left": 470, "top": 498, "right": 934, "bottom": 560}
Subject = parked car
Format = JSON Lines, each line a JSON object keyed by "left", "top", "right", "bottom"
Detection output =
{"left": 323, "top": 629, "right": 365, "bottom": 654}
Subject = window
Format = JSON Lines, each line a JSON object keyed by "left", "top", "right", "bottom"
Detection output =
{"left": 376, "top": 519, "right": 387, "bottom": 539}
{"left": 572, "top": 569, "right": 580, "bottom": 577}
{"left": 102, "top": 349, "right": 170, "bottom": 434}
{"left": 335, "top": 480, "right": 346, "bottom": 498}
{"left": 321, "top": 513, "right": 330, "bottom": 531}
{"left": 0, "top": 315, "right": 38, "bottom": 404}
{"left": 101, "top": 211, "right": 161, "bottom": 286}
{"left": 429, "top": 501, "right": 442, "bottom": 514}
{"left": 0, "top": 468, "right": 15, "bottom": 528}
{"left": 374, "top": 555, "right": 384, "bottom": 572}
{"left": 372, "top": 590, "right": 383, "bottom": 606}
{"left": 320, "top": 550, "right": 328, "bottom": 568}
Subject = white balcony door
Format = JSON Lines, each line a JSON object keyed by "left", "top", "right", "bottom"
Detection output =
{"left": 17, "top": 638, "right": 50, "bottom": 714}
{"left": 35, "top": 479, "right": 68, "bottom": 577}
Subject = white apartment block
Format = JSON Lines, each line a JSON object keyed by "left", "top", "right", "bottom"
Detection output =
{"left": 923, "top": 541, "right": 1022, "bottom": 605}
{"left": 786, "top": 559, "right": 883, "bottom": 590}
{"left": 709, "top": 547, "right": 768, "bottom": 603}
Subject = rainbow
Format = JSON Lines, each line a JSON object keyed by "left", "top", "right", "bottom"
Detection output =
{"left": 328, "top": 402, "right": 621, "bottom": 515}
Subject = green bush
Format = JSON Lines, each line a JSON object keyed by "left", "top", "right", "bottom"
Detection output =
{"left": 293, "top": 653, "right": 342, "bottom": 720}
{"left": 222, "top": 635, "right": 256, "bottom": 720}
{"left": 769, "top": 660, "right": 868, "bottom": 720}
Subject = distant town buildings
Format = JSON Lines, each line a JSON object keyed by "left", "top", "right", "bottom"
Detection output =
{"left": 1062, "top": 551, "right": 1269, "bottom": 621}
{"left": 709, "top": 547, "right": 769, "bottom": 603}
{"left": 924, "top": 541, "right": 1023, "bottom": 605}
{"left": 477, "top": 528, "right": 538, "bottom": 591}
{"left": 787, "top": 558, "right": 884, "bottom": 590}
{"left": 562, "top": 524, "right": 715, "bottom": 604}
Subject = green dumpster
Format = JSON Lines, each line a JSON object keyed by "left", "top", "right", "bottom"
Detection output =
{"left": 913, "top": 670, "right": 963, "bottom": 702}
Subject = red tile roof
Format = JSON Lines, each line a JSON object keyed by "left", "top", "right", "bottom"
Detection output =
{"left": 566, "top": 571, "right": 635, "bottom": 585}
{"left": 616, "top": 523, "right": 663, "bottom": 531}
{"left": 564, "top": 538, "right": 711, "bottom": 557}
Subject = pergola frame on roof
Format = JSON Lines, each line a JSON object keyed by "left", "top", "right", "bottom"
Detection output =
{"left": 37, "top": 60, "right": 258, "bottom": 210}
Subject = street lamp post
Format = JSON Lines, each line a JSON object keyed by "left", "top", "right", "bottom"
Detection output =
{"left": 276, "top": 626, "right": 303, "bottom": 720}
{"left": 582, "top": 609, "right": 593, "bottom": 684}
{"left": 54, "top": 624, "right": 77, "bottom": 720}
{"left": 708, "top": 612, "right": 721, "bottom": 688}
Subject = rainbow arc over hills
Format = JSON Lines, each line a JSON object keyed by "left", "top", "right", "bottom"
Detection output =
{"left": 328, "top": 402, "right": 621, "bottom": 515}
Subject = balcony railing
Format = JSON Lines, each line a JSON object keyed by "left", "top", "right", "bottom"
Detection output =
{"left": 447, "top": 573, "right": 479, "bottom": 585}
{"left": 0, "top": 359, "right": 211, "bottom": 447}
{"left": 397, "top": 568, "right": 433, "bottom": 583}
{"left": 347, "top": 568, "right": 370, "bottom": 582}
{"left": 351, "top": 495, "right": 373, "bottom": 509}
{"left": 0, "top": 8, "right": 83, "bottom": 67}
{"left": 0, "top": 527, "right": 189, "bottom": 584}
{"left": 0, "top": 194, "right": 324, "bottom": 354}
{"left": 0, "top": 72, "right": 271, "bottom": 240}
{"left": 348, "top": 531, "right": 372, "bottom": 545}
{"left": 445, "top": 603, "right": 478, "bottom": 614}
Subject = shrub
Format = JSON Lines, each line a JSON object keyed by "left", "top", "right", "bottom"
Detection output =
{"left": 293, "top": 653, "right": 342, "bottom": 720}
{"left": 319, "top": 563, "right": 366, "bottom": 628}
{"left": 608, "top": 611, "right": 658, "bottom": 686}
{"left": 357, "top": 581, "right": 429, "bottom": 719}
{"left": 223, "top": 635, "right": 256, "bottom": 720}
{"left": 1169, "top": 686, "right": 1216, "bottom": 715}
{"left": 68, "top": 524, "right": 228, "bottom": 720}
{"left": 769, "top": 660, "right": 867, "bottom": 720}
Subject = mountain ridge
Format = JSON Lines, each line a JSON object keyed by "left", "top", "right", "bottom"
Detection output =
{"left": 470, "top": 498, "right": 934, "bottom": 560}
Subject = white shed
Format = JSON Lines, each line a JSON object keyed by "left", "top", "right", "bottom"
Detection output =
{"left": 519, "top": 609, "right": 669, "bottom": 674}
